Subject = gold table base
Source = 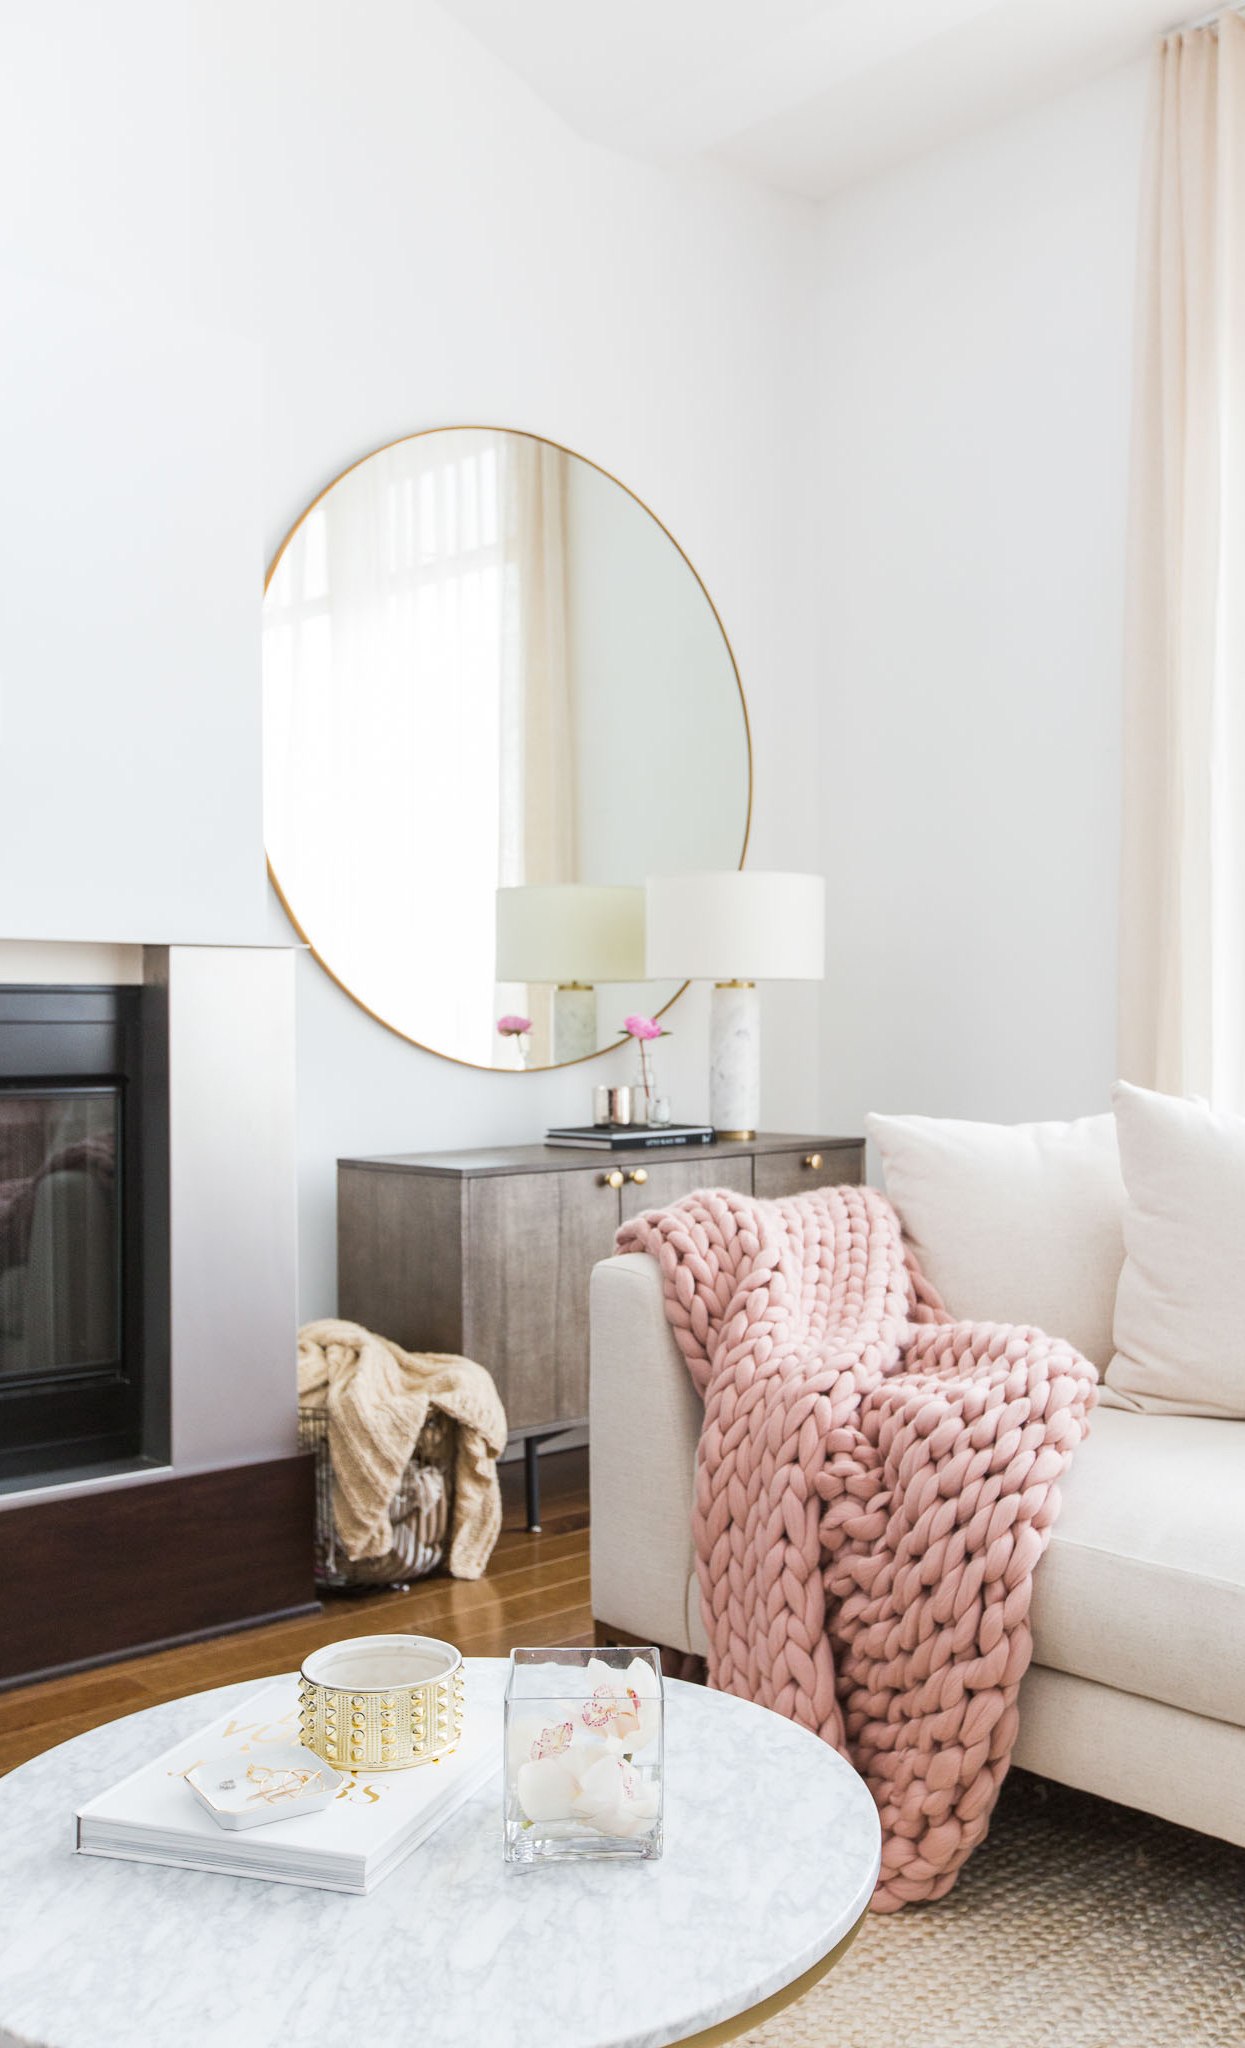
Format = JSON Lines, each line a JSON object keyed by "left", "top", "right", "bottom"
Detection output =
{"left": 671, "top": 1911, "right": 867, "bottom": 2048}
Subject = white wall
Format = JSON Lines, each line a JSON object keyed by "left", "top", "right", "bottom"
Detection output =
{"left": 0, "top": 272, "right": 266, "bottom": 946}
{"left": 0, "top": 0, "right": 821, "bottom": 1318}
{"left": 2, "top": 3, "right": 1152, "bottom": 1329}
{"left": 813, "top": 60, "right": 1148, "bottom": 1140}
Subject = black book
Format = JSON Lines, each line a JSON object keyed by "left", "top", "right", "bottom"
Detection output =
{"left": 544, "top": 1124, "right": 716, "bottom": 1151}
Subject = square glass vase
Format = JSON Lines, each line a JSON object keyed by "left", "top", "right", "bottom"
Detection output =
{"left": 504, "top": 1646, "right": 664, "bottom": 1865}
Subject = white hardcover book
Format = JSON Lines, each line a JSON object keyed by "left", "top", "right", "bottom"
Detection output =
{"left": 75, "top": 1680, "right": 499, "bottom": 1894}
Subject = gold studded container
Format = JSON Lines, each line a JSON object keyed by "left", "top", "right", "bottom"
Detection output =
{"left": 298, "top": 1635, "right": 464, "bottom": 1772}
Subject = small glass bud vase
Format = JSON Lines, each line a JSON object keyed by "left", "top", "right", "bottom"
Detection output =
{"left": 632, "top": 1046, "right": 661, "bottom": 1126}
{"left": 504, "top": 1646, "right": 664, "bottom": 1865}
{"left": 630, "top": 1059, "right": 651, "bottom": 1126}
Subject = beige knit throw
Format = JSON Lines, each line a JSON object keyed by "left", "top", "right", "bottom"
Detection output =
{"left": 298, "top": 1318, "right": 507, "bottom": 1581}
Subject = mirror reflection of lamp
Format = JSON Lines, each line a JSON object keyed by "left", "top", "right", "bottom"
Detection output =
{"left": 644, "top": 873, "right": 825, "bottom": 1139}
{"left": 494, "top": 886, "right": 647, "bottom": 1065}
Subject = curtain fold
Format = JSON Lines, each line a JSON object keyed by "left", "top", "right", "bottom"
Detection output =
{"left": 263, "top": 429, "right": 575, "bottom": 1068}
{"left": 499, "top": 437, "right": 575, "bottom": 890}
{"left": 1119, "top": 15, "right": 1245, "bottom": 1108}
{"left": 497, "top": 438, "right": 574, "bottom": 1068}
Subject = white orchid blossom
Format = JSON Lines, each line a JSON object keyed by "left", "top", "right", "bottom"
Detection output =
{"left": 506, "top": 1712, "right": 575, "bottom": 1778}
{"left": 571, "top": 1752, "right": 660, "bottom": 1836}
{"left": 514, "top": 1751, "right": 595, "bottom": 1823}
{"left": 515, "top": 1744, "right": 660, "bottom": 1838}
{"left": 582, "top": 1655, "right": 662, "bottom": 1753}
{"left": 509, "top": 1655, "right": 663, "bottom": 1839}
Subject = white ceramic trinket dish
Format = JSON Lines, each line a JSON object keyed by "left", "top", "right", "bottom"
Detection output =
{"left": 185, "top": 1744, "right": 344, "bottom": 1830}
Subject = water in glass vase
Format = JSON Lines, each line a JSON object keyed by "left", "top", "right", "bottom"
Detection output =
{"left": 504, "top": 1646, "right": 663, "bottom": 1864}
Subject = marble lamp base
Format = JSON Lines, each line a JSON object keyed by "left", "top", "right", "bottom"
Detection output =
{"left": 710, "top": 981, "right": 760, "bottom": 1138}
{"left": 551, "top": 983, "right": 596, "bottom": 1064}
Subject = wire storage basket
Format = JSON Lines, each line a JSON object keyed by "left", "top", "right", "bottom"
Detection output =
{"left": 298, "top": 1405, "right": 457, "bottom": 1590}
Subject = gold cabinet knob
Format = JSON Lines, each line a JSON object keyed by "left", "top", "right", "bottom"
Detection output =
{"left": 803, "top": 1153, "right": 823, "bottom": 1171}
{"left": 602, "top": 1169, "right": 624, "bottom": 1188}
{"left": 628, "top": 1167, "right": 648, "bottom": 1185}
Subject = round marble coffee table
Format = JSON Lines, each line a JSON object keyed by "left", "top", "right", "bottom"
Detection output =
{"left": 0, "top": 1659, "right": 880, "bottom": 2048}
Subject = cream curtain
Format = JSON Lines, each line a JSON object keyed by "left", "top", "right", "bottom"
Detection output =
{"left": 496, "top": 438, "right": 575, "bottom": 1067}
{"left": 498, "top": 437, "right": 575, "bottom": 890}
{"left": 263, "top": 429, "right": 575, "bottom": 1068}
{"left": 264, "top": 432, "right": 511, "bottom": 1064}
{"left": 1119, "top": 14, "right": 1245, "bottom": 1108}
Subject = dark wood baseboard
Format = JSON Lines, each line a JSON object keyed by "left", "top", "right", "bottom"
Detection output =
{"left": 0, "top": 1452, "right": 319, "bottom": 1690}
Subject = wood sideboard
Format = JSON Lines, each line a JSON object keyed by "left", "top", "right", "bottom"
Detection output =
{"left": 338, "top": 1133, "right": 864, "bottom": 1526}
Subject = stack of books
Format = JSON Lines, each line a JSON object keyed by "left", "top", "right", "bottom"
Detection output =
{"left": 75, "top": 1679, "right": 498, "bottom": 1894}
{"left": 544, "top": 1123, "right": 716, "bottom": 1151}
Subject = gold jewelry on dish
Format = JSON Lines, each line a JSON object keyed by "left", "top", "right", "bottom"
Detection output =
{"left": 244, "top": 1763, "right": 325, "bottom": 1804}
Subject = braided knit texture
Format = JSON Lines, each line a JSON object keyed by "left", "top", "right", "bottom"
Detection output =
{"left": 616, "top": 1183, "right": 1098, "bottom": 1912}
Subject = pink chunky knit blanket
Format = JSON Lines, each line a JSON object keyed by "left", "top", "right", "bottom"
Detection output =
{"left": 616, "top": 1182, "right": 1097, "bottom": 1911}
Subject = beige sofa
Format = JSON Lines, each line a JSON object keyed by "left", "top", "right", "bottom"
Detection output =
{"left": 589, "top": 1249, "right": 1245, "bottom": 1850}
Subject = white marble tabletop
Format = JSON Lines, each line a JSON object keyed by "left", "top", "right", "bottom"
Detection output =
{"left": 0, "top": 1658, "right": 881, "bottom": 2048}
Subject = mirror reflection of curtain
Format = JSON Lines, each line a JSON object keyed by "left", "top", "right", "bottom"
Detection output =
{"left": 498, "top": 437, "right": 575, "bottom": 1064}
{"left": 501, "top": 439, "right": 575, "bottom": 887}
{"left": 263, "top": 431, "right": 573, "bottom": 1067}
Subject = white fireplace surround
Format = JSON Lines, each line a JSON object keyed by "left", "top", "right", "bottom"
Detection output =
{"left": 0, "top": 940, "right": 298, "bottom": 1508}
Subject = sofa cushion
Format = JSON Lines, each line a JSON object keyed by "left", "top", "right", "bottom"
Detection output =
{"left": 1105, "top": 1081, "right": 1245, "bottom": 1418}
{"left": 683, "top": 1403, "right": 1245, "bottom": 1717}
{"left": 864, "top": 1109, "right": 1126, "bottom": 1368}
{"left": 1030, "top": 1404, "right": 1245, "bottom": 1725}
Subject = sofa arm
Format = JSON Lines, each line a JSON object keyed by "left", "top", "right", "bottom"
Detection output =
{"left": 589, "top": 1252, "right": 703, "bottom": 1654}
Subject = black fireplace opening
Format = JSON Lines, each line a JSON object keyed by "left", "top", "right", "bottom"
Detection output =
{"left": 0, "top": 985, "right": 169, "bottom": 1486}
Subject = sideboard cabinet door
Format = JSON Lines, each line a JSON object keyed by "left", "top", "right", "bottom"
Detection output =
{"left": 752, "top": 1142, "right": 865, "bottom": 1201}
{"left": 465, "top": 1170, "right": 620, "bottom": 1431}
{"left": 337, "top": 1165, "right": 464, "bottom": 1356}
{"left": 617, "top": 1154, "right": 753, "bottom": 1222}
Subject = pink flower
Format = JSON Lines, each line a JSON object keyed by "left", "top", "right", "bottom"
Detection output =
{"left": 622, "top": 1014, "right": 664, "bottom": 1041}
{"left": 497, "top": 1014, "right": 532, "bottom": 1037}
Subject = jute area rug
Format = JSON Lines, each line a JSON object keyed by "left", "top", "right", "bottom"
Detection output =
{"left": 740, "top": 1771, "right": 1245, "bottom": 2048}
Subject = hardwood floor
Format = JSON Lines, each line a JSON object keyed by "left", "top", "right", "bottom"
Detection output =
{"left": 0, "top": 1447, "right": 591, "bottom": 1779}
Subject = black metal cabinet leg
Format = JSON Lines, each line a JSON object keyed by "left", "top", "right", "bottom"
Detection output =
{"left": 524, "top": 1434, "right": 542, "bottom": 1533}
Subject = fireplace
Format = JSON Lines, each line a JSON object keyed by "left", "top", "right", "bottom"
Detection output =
{"left": 0, "top": 949, "right": 315, "bottom": 1690}
{"left": 0, "top": 985, "right": 168, "bottom": 1486}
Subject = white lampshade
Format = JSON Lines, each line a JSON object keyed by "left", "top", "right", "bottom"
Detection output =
{"left": 645, "top": 872, "right": 825, "bottom": 982}
{"left": 495, "top": 884, "right": 646, "bottom": 984}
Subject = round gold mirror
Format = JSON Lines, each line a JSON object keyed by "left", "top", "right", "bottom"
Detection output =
{"left": 263, "top": 427, "right": 751, "bottom": 1069}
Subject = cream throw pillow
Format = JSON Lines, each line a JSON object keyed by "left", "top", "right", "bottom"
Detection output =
{"left": 1105, "top": 1081, "right": 1245, "bottom": 1418}
{"left": 864, "top": 1110, "right": 1126, "bottom": 1369}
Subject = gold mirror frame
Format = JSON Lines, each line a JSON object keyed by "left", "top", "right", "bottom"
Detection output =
{"left": 264, "top": 425, "right": 753, "bottom": 1071}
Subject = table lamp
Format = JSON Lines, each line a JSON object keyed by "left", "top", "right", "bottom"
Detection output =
{"left": 495, "top": 884, "right": 646, "bottom": 1063}
{"left": 645, "top": 872, "right": 825, "bottom": 1137}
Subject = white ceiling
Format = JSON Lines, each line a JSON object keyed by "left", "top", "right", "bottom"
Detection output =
{"left": 436, "top": 0, "right": 1190, "bottom": 198}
